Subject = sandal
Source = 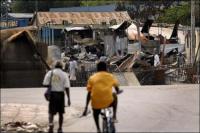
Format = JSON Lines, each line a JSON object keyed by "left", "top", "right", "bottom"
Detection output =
{"left": 57, "top": 128, "right": 63, "bottom": 133}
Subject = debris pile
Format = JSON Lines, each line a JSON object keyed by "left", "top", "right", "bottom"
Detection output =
{"left": 1, "top": 121, "right": 48, "bottom": 133}
{"left": 46, "top": 16, "right": 197, "bottom": 86}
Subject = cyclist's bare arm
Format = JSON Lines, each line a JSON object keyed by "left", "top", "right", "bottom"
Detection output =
{"left": 114, "top": 86, "right": 123, "bottom": 94}
{"left": 65, "top": 87, "right": 71, "bottom": 106}
{"left": 82, "top": 92, "right": 91, "bottom": 116}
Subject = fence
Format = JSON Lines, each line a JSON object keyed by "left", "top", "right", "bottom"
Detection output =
{"left": 71, "top": 62, "right": 127, "bottom": 87}
{"left": 134, "top": 63, "right": 198, "bottom": 85}
{"left": 165, "top": 63, "right": 198, "bottom": 84}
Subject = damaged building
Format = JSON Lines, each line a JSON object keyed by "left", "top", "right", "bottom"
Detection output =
{"left": 0, "top": 27, "right": 48, "bottom": 88}
{"left": 31, "top": 11, "right": 131, "bottom": 58}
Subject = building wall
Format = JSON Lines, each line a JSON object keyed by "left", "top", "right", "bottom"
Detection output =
{"left": 0, "top": 19, "right": 18, "bottom": 29}
{"left": 49, "top": 4, "right": 116, "bottom": 12}
{"left": 195, "top": 29, "right": 200, "bottom": 62}
{"left": 0, "top": 17, "right": 31, "bottom": 29}
{"left": 17, "top": 19, "right": 30, "bottom": 27}
{"left": 1, "top": 36, "right": 47, "bottom": 88}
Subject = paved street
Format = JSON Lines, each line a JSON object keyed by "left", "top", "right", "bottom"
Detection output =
{"left": 1, "top": 84, "right": 199, "bottom": 132}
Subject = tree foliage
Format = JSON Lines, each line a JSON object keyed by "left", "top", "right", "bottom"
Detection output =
{"left": 1, "top": 0, "right": 12, "bottom": 16}
{"left": 115, "top": 0, "right": 177, "bottom": 21}
{"left": 11, "top": 0, "right": 82, "bottom": 13}
{"left": 11, "top": 0, "right": 117, "bottom": 12}
{"left": 157, "top": 1, "right": 199, "bottom": 26}
{"left": 9, "top": 0, "right": 200, "bottom": 26}
{"left": 157, "top": 3, "right": 191, "bottom": 25}
{"left": 80, "top": 0, "right": 115, "bottom": 6}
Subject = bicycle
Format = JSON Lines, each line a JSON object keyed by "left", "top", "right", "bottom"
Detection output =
{"left": 100, "top": 90, "right": 123, "bottom": 133}
{"left": 101, "top": 107, "right": 115, "bottom": 133}
{"left": 82, "top": 89, "right": 123, "bottom": 133}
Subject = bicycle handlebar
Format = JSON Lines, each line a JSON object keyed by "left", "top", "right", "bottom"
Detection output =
{"left": 117, "top": 89, "right": 123, "bottom": 95}
{"left": 82, "top": 89, "right": 123, "bottom": 117}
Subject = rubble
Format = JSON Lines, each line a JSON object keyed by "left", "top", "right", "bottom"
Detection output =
{"left": 1, "top": 121, "right": 48, "bottom": 133}
{"left": 46, "top": 16, "right": 198, "bottom": 86}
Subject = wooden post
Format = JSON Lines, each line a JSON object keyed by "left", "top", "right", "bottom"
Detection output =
{"left": 136, "top": 19, "right": 141, "bottom": 51}
{"left": 191, "top": 0, "right": 196, "bottom": 64}
{"left": 160, "top": 36, "right": 166, "bottom": 65}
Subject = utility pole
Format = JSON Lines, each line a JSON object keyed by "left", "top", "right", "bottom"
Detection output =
{"left": 1, "top": 0, "right": 9, "bottom": 29}
{"left": 191, "top": 0, "right": 196, "bottom": 64}
{"left": 5, "top": 1, "right": 8, "bottom": 28}
{"left": 35, "top": 0, "right": 39, "bottom": 42}
{"left": 131, "top": 20, "right": 141, "bottom": 52}
{"left": 86, "top": 0, "right": 89, "bottom": 11}
{"left": 35, "top": 0, "right": 38, "bottom": 27}
{"left": 136, "top": 19, "right": 141, "bottom": 51}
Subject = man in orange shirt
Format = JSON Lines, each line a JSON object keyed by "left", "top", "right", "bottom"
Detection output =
{"left": 82, "top": 61, "right": 122, "bottom": 132}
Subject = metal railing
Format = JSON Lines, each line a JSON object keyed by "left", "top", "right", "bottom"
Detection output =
{"left": 133, "top": 63, "right": 198, "bottom": 85}
{"left": 73, "top": 62, "right": 96, "bottom": 87}
{"left": 70, "top": 62, "right": 127, "bottom": 87}
{"left": 165, "top": 63, "right": 198, "bottom": 84}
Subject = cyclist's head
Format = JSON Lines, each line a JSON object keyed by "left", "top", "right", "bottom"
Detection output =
{"left": 97, "top": 61, "right": 107, "bottom": 72}
{"left": 55, "top": 60, "right": 63, "bottom": 69}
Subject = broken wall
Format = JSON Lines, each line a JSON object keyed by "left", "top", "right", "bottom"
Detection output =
{"left": 1, "top": 35, "right": 47, "bottom": 88}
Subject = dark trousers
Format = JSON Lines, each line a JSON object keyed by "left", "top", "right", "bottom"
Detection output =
{"left": 92, "top": 93, "right": 118, "bottom": 131}
{"left": 49, "top": 92, "right": 65, "bottom": 115}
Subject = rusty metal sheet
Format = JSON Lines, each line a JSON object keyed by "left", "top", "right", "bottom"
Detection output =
{"left": 36, "top": 11, "right": 131, "bottom": 26}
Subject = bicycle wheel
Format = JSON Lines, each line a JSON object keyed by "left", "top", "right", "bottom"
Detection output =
{"left": 108, "top": 118, "right": 115, "bottom": 133}
{"left": 102, "top": 118, "right": 108, "bottom": 133}
{"left": 110, "top": 120, "right": 115, "bottom": 133}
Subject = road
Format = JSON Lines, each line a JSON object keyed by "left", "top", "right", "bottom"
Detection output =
{"left": 1, "top": 84, "right": 199, "bottom": 132}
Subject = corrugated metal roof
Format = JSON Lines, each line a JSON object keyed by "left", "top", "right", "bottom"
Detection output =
{"left": 36, "top": 11, "right": 131, "bottom": 26}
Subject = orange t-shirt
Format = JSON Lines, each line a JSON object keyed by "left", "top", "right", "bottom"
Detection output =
{"left": 87, "top": 71, "right": 119, "bottom": 109}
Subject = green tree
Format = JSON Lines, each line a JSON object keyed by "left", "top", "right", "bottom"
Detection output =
{"left": 80, "top": 0, "right": 116, "bottom": 6}
{"left": 11, "top": 0, "right": 82, "bottom": 13}
{"left": 1, "top": 0, "right": 12, "bottom": 16}
{"left": 157, "top": 3, "right": 190, "bottom": 25}
{"left": 115, "top": 0, "right": 175, "bottom": 21}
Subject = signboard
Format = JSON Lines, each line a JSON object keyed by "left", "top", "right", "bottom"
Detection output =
{"left": 0, "top": 20, "right": 18, "bottom": 29}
